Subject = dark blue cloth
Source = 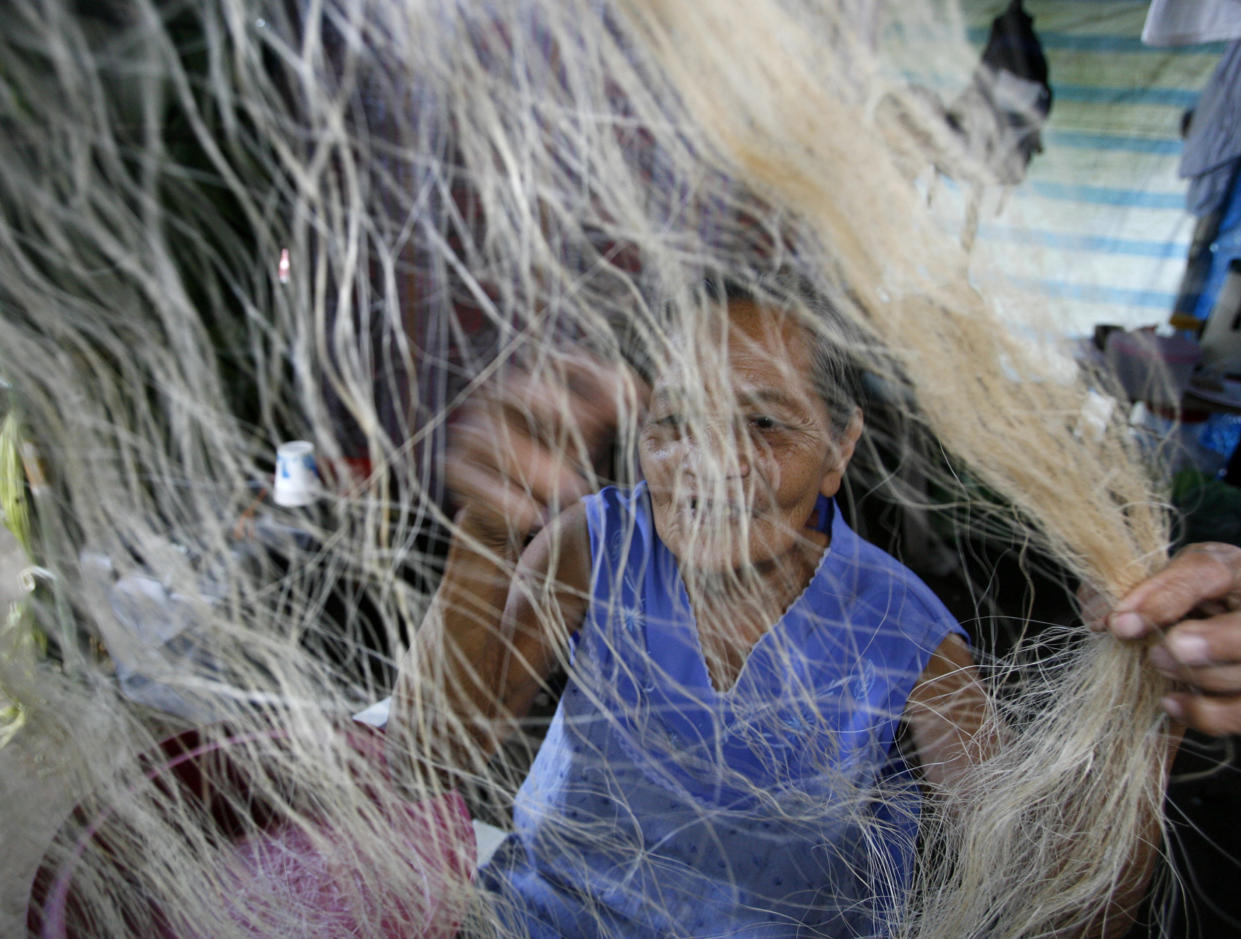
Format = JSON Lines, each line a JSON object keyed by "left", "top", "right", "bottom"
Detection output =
{"left": 1182, "top": 40, "right": 1241, "bottom": 219}
{"left": 482, "top": 484, "right": 965, "bottom": 937}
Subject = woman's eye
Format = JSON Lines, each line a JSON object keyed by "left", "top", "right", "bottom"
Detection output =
{"left": 654, "top": 413, "right": 684, "bottom": 430}
{"left": 749, "top": 415, "right": 778, "bottom": 431}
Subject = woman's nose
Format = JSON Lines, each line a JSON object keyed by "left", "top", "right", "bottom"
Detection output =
{"left": 733, "top": 436, "right": 752, "bottom": 478}
{"left": 677, "top": 421, "right": 751, "bottom": 478}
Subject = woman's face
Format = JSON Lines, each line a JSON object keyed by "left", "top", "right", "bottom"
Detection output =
{"left": 638, "top": 299, "right": 860, "bottom": 576}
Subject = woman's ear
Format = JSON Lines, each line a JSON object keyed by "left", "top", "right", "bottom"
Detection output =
{"left": 819, "top": 408, "right": 863, "bottom": 499}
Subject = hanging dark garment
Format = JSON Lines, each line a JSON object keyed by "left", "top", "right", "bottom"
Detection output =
{"left": 946, "top": 0, "right": 1053, "bottom": 185}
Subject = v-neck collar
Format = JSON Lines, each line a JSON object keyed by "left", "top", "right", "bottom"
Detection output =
{"left": 649, "top": 494, "right": 836, "bottom": 700}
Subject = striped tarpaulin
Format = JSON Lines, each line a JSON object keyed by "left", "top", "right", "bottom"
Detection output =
{"left": 896, "top": 1, "right": 1228, "bottom": 334}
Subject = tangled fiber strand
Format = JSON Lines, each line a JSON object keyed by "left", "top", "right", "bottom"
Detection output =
{"left": 0, "top": 1, "right": 1186, "bottom": 936}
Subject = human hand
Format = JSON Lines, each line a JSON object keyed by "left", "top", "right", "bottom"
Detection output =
{"left": 446, "top": 351, "right": 646, "bottom": 543}
{"left": 1104, "top": 542, "right": 1241, "bottom": 736}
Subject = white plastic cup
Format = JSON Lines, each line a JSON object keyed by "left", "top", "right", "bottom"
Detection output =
{"left": 273, "top": 440, "right": 320, "bottom": 506}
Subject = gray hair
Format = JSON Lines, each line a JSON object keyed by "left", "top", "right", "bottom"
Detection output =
{"left": 713, "top": 273, "right": 865, "bottom": 436}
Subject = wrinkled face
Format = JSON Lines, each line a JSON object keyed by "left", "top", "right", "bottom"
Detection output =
{"left": 638, "top": 300, "right": 860, "bottom": 576}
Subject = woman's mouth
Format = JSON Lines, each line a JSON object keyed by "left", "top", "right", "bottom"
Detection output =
{"left": 681, "top": 497, "right": 748, "bottom": 521}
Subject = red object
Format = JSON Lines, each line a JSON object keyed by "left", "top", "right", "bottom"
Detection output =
{"left": 28, "top": 723, "right": 476, "bottom": 938}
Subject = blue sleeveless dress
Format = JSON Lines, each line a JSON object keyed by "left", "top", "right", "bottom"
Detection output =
{"left": 480, "top": 483, "right": 966, "bottom": 937}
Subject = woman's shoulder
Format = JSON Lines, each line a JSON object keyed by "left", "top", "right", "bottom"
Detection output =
{"left": 820, "top": 509, "right": 965, "bottom": 646}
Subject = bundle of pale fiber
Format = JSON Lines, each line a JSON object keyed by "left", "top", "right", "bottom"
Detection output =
{"left": 0, "top": 2, "right": 1181, "bottom": 937}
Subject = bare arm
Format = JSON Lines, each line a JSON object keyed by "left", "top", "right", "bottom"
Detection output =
{"left": 385, "top": 351, "right": 641, "bottom": 788}
{"left": 386, "top": 503, "right": 591, "bottom": 785}
{"left": 905, "top": 539, "right": 1241, "bottom": 936}
{"left": 905, "top": 541, "right": 1241, "bottom": 779}
{"left": 903, "top": 634, "right": 1164, "bottom": 938}
{"left": 901, "top": 633, "right": 991, "bottom": 791}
